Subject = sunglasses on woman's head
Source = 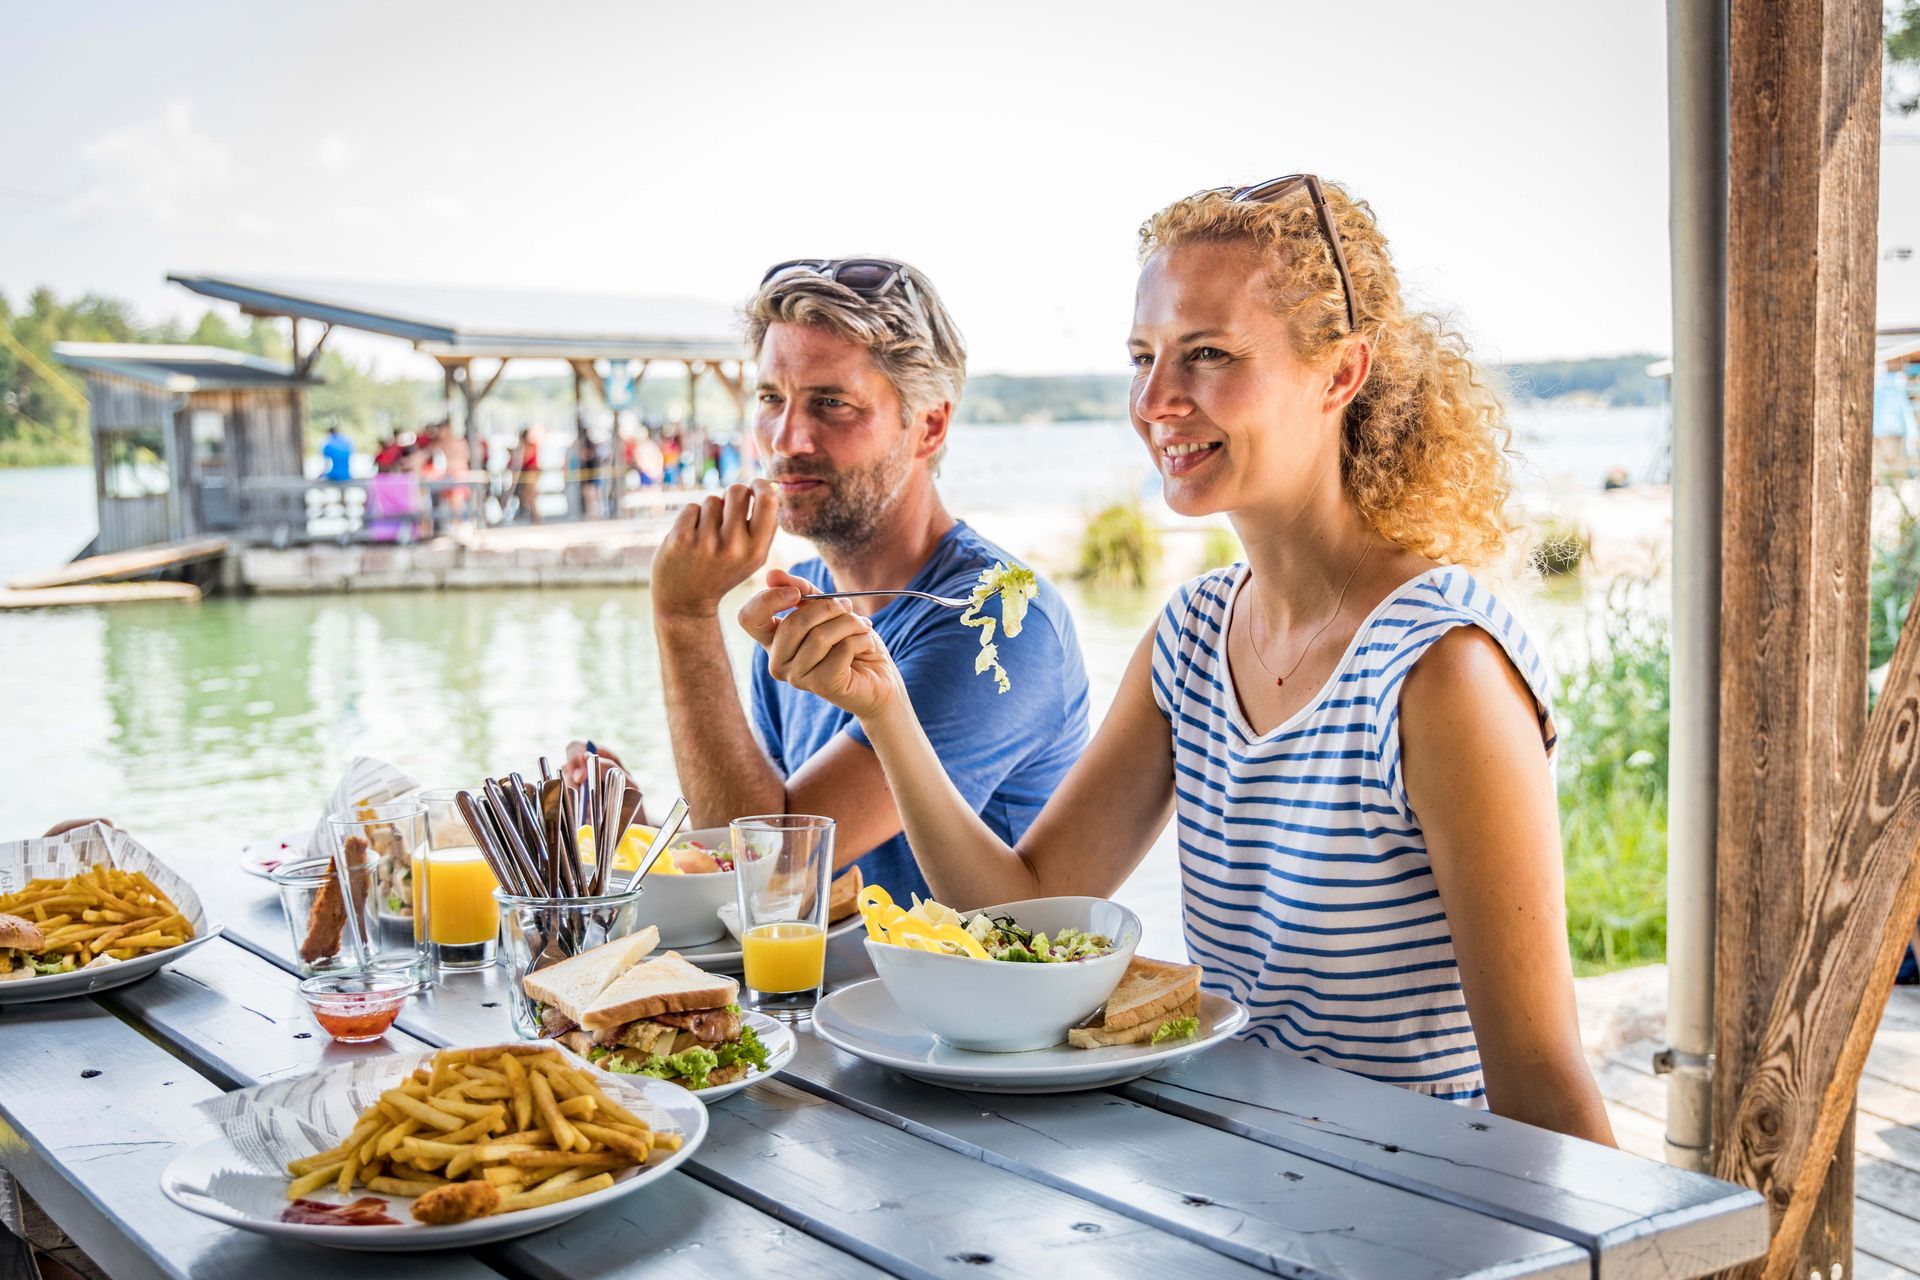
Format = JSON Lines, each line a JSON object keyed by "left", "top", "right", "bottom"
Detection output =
{"left": 1221, "top": 174, "right": 1360, "bottom": 332}
{"left": 760, "top": 258, "right": 916, "bottom": 303}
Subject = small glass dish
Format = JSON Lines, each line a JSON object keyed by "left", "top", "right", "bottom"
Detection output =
{"left": 297, "top": 972, "right": 414, "bottom": 1043}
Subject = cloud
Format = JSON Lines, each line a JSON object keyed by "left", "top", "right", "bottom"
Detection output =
{"left": 67, "top": 100, "right": 230, "bottom": 223}
{"left": 314, "top": 133, "right": 357, "bottom": 175}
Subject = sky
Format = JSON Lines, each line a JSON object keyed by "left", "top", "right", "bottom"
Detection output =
{"left": 1, "top": 0, "right": 1675, "bottom": 379}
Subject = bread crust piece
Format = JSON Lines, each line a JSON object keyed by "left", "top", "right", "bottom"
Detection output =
{"left": 827, "top": 865, "right": 863, "bottom": 923}
{"left": 1102, "top": 957, "right": 1202, "bottom": 1031}
{"left": 0, "top": 913, "right": 45, "bottom": 952}
{"left": 1067, "top": 994, "right": 1201, "bottom": 1049}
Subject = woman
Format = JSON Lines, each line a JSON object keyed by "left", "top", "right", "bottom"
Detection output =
{"left": 739, "top": 178, "right": 1613, "bottom": 1143}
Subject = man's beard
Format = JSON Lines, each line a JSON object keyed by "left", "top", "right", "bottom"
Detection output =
{"left": 774, "top": 432, "right": 915, "bottom": 553}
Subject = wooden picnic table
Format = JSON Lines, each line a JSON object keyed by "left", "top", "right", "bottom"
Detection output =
{"left": 0, "top": 847, "right": 1768, "bottom": 1279}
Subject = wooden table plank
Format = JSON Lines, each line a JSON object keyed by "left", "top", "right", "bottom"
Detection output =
{"left": 779, "top": 1033, "right": 1588, "bottom": 1279}
{"left": 1122, "top": 1040, "right": 1768, "bottom": 1280}
{"left": 99, "top": 939, "right": 889, "bottom": 1280}
{"left": 0, "top": 999, "right": 498, "bottom": 1280}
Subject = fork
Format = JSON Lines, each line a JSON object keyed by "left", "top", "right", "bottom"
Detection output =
{"left": 799, "top": 589, "right": 977, "bottom": 609}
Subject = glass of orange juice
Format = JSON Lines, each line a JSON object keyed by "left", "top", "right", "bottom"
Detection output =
{"left": 731, "top": 814, "right": 835, "bottom": 1021}
{"left": 419, "top": 789, "right": 501, "bottom": 972}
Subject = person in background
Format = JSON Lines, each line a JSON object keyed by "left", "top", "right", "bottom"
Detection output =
{"left": 637, "top": 432, "right": 665, "bottom": 489}
{"left": 647, "top": 258, "right": 1090, "bottom": 902}
{"left": 374, "top": 434, "right": 404, "bottom": 472}
{"left": 436, "top": 421, "right": 471, "bottom": 528}
{"left": 321, "top": 425, "right": 354, "bottom": 482}
{"left": 742, "top": 182, "right": 1614, "bottom": 1143}
{"left": 511, "top": 427, "right": 542, "bottom": 523}
{"left": 571, "top": 428, "right": 604, "bottom": 520}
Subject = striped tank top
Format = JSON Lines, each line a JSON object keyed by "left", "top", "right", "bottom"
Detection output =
{"left": 1150, "top": 563, "right": 1556, "bottom": 1106}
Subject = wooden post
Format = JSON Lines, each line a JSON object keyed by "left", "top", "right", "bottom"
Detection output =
{"left": 1714, "top": 0, "right": 1880, "bottom": 1274}
{"left": 1717, "top": 589, "right": 1920, "bottom": 1277}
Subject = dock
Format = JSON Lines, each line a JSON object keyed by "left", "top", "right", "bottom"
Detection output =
{"left": 0, "top": 582, "right": 202, "bottom": 609}
{"left": 7, "top": 537, "right": 229, "bottom": 591}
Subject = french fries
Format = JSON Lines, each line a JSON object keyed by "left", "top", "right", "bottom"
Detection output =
{"left": 283, "top": 1046, "right": 675, "bottom": 1224}
{"left": 0, "top": 866, "right": 194, "bottom": 969}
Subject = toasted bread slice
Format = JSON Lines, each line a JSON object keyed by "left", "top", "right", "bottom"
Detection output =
{"left": 580, "top": 951, "right": 739, "bottom": 1030}
{"left": 828, "top": 865, "right": 863, "bottom": 923}
{"left": 1068, "top": 994, "right": 1201, "bottom": 1048}
{"left": 0, "top": 913, "right": 44, "bottom": 952}
{"left": 520, "top": 926, "right": 660, "bottom": 1022}
{"left": 1102, "top": 956, "right": 1201, "bottom": 1031}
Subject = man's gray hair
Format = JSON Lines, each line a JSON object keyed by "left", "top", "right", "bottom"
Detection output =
{"left": 745, "top": 262, "right": 968, "bottom": 456}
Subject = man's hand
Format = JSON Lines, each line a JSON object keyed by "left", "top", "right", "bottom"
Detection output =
{"left": 739, "top": 569, "right": 906, "bottom": 722}
{"left": 651, "top": 479, "right": 778, "bottom": 621}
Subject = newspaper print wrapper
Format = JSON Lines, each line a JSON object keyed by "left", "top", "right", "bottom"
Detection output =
{"left": 308, "top": 756, "right": 419, "bottom": 857}
{"left": 194, "top": 1045, "right": 685, "bottom": 1176}
{"left": 0, "top": 823, "right": 209, "bottom": 969}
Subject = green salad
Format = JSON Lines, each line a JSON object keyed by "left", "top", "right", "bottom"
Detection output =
{"left": 962, "top": 911, "right": 1113, "bottom": 963}
{"left": 959, "top": 562, "right": 1040, "bottom": 694}
{"left": 587, "top": 1005, "right": 771, "bottom": 1090}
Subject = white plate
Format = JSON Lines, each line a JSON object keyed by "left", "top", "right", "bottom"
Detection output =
{"left": 678, "top": 912, "right": 863, "bottom": 972}
{"left": 811, "top": 978, "right": 1248, "bottom": 1094}
{"left": 0, "top": 928, "right": 224, "bottom": 1005}
{"left": 240, "top": 833, "right": 310, "bottom": 879}
{"left": 159, "top": 1052, "right": 707, "bottom": 1251}
{"left": 583, "top": 1010, "right": 795, "bottom": 1102}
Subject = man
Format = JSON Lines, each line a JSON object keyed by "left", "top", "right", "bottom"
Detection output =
{"left": 648, "top": 258, "right": 1089, "bottom": 901}
{"left": 321, "top": 425, "right": 353, "bottom": 482}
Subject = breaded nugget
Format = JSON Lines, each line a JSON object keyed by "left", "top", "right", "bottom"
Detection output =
{"left": 409, "top": 1179, "right": 500, "bottom": 1224}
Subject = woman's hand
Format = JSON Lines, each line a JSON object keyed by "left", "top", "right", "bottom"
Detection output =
{"left": 738, "top": 569, "right": 905, "bottom": 721}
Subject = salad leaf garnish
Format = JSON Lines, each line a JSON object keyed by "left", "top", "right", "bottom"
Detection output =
{"left": 959, "top": 562, "right": 1039, "bottom": 694}
{"left": 1150, "top": 1017, "right": 1200, "bottom": 1045}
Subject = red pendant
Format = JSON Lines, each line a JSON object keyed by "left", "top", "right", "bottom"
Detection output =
{"left": 1275, "top": 676, "right": 1284, "bottom": 688}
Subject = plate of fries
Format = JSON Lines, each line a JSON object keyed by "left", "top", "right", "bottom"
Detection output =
{"left": 0, "top": 823, "right": 218, "bottom": 1004}
{"left": 161, "top": 1043, "right": 707, "bottom": 1250}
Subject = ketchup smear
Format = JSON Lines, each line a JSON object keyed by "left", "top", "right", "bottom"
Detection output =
{"left": 281, "top": 1197, "right": 399, "bottom": 1226}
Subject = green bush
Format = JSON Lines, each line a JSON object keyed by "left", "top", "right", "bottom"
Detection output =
{"left": 1870, "top": 490, "right": 1920, "bottom": 673}
{"left": 1199, "top": 526, "right": 1242, "bottom": 571}
{"left": 1555, "top": 580, "right": 1671, "bottom": 973}
{"left": 1078, "top": 501, "right": 1162, "bottom": 588}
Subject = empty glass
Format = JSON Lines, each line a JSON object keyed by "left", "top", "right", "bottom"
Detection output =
{"left": 326, "top": 801, "right": 433, "bottom": 986}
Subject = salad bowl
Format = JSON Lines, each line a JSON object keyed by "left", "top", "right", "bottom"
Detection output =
{"left": 864, "top": 896, "right": 1140, "bottom": 1052}
{"left": 626, "top": 827, "right": 734, "bottom": 948}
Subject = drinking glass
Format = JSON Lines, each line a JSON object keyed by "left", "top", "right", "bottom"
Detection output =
{"left": 418, "top": 788, "right": 500, "bottom": 971}
{"left": 494, "top": 886, "right": 646, "bottom": 1040}
{"left": 731, "top": 814, "right": 834, "bottom": 1021}
{"left": 271, "top": 849, "right": 379, "bottom": 977}
{"left": 326, "top": 801, "right": 433, "bottom": 986}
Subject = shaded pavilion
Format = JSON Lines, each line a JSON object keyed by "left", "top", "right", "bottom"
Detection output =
{"left": 164, "top": 274, "right": 750, "bottom": 455}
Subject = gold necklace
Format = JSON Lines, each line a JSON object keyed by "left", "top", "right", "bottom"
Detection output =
{"left": 1247, "top": 542, "right": 1374, "bottom": 689}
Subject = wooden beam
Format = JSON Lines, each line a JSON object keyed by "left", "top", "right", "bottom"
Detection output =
{"left": 1714, "top": 0, "right": 1881, "bottom": 1274}
{"left": 1715, "top": 586, "right": 1920, "bottom": 1278}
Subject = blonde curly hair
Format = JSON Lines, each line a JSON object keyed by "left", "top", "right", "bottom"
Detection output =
{"left": 1139, "top": 184, "right": 1514, "bottom": 566}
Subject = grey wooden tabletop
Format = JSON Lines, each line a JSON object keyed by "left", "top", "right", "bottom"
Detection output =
{"left": 0, "top": 849, "right": 1769, "bottom": 1280}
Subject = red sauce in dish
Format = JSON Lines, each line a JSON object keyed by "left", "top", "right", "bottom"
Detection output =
{"left": 280, "top": 1197, "right": 399, "bottom": 1226}
{"left": 310, "top": 995, "right": 402, "bottom": 1041}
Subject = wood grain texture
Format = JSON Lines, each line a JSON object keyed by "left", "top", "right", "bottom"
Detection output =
{"left": 1713, "top": 611, "right": 1920, "bottom": 1279}
{"left": 779, "top": 1033, "right": 1590, "bottom": 1278}
{"left": 1121, "top": 1040, "right": 1767, "bottom": 1280}
{"left": 1717, "top": 0, "right": 1881, "bottom": 1273}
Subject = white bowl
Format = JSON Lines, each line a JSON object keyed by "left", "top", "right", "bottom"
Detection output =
{"left": 630, "top": 826, "right": 734, "bottom": 947}
{"left": 863, "top": 896, "right": 1140, "bottom": 1052}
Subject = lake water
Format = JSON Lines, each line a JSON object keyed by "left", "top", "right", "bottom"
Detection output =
{"left": 0, "top": 408, "right": 1664, "bottom": 960}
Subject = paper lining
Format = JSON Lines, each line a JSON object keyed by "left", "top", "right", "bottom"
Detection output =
{"left": 0, "top": 823, "right": 210, "bottom": 970}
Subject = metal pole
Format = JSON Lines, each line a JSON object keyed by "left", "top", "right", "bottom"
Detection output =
{"left": 1658, "top": 0, "right": 1727, "bottom": 1173}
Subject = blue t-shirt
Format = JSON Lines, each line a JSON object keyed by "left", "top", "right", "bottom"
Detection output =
{"left": 322, "top": 434, "right": 353, "bottom": 482}
{"left": 750, "top": 522, "right": 1090, "bottom": 902}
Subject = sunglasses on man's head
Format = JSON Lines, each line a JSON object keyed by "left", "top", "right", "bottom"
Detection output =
{"left": 1220, "top": 174, "right": 1360, "bottom": 332}
{"left": 761, "top": 258, "right": 915, "bottom": 302}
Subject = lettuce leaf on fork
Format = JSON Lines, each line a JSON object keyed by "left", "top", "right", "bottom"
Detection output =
{"left": 959, "top": 563, "right": 1039, "bottom": 694}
